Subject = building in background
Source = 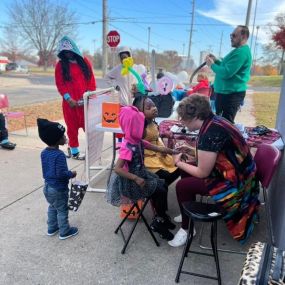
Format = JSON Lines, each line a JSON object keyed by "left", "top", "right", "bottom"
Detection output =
{"left": 0, "top": 56, "right": 9, "bottom": 71}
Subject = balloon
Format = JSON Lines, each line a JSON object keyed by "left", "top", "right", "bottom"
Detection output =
{"left": 121, "top": 57, "right": 146, "bottom": 94}
{"left": 157, "top": 76, "right": 174, "bottom": 95}
{"left": 141, "top": 72, "right": 151, "bottom": 90}
{"left": 177, "top": 71, "right": 189, "bottom": 83}
{"left": 164, "top": 72, "right": 178, "bottom": 86}
{"left": 138, "top": 64, "right": 146, "bottom": 74}
{"left": 133, "top": 64, "right": 146, "bottom": 75}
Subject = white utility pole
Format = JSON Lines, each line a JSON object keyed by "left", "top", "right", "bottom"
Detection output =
{"left": 252, "top": 25, "right": 260, "bottom": 74}
{"left": 102, "top": 0, "right": 108, "bottom": 76}
{"left": 187, "top": 0, "right": 195, "bottom": 68}
{"left": 218, "top": 31, "right": 223, "bottom": 58}
{"left": 147, "top": 27, "right": 151, "bottom": 68}
{"left": 245, "top": 0, "right": 253, "bottom": 27}
{"left": 250, "top": 0, "right": 258, "bottom": 50}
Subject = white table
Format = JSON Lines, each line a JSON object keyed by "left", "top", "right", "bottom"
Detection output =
{"left": 94, "top": 123, "right": 123, "bottom": 188}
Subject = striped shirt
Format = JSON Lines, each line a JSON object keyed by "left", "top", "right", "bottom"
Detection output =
{"left": 41, "top": 148, "right": 73, "bottom": 191}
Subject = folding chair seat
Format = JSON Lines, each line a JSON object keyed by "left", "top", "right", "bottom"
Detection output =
{"left": 114, "top": 196, "right": 160, "bottom": 254}
{"left": 175, "top": 201, "right": 223, "bottom": 284}
{"left": 0, "top": 94, "right": 28, "bottom": 136}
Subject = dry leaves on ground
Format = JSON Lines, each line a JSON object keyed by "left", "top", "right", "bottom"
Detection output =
{"left": 7, "top": 100, "right": 63, "bottom": 131}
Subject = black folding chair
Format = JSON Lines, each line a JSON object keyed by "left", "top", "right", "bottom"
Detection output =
{"left": 114, "top": 197, "right": 160, "bottom": 254}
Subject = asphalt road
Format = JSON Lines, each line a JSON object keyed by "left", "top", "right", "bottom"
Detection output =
{"left": 0, "top": 73, "right": 109, "bottom": 107}
{"left": 0, "top": 73, "right": 281, "bottom": 107}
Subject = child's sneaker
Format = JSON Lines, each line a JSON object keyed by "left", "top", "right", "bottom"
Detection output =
{"left": 59, "top": 227, "right": 79, "bottom": 240}
{"left": 150, "top": 217, "right": 174, "bottom": 241}
{"left": 47, "top": 227, "right": 59, "bottom": 236}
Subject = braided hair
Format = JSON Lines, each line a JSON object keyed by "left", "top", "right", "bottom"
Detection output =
{"left": 58, "top": 51, "right": 92, "bottom": 82}
{"left": 133, "top": 92, "right": 159, "bottom": 128}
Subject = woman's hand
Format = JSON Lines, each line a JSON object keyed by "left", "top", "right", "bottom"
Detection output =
{"left": 67, "top": 98, "right": 77, "bottom": 108}
{"left": 134, "top": 176, "right": 145, "bottom": 188}
{"left": 175, "top": 143, "right": 196, "bottom": 156}
{"left": 173, "top": 153, "right": 183, "bottom": 166}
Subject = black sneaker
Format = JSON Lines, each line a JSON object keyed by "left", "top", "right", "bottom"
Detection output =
{"left": 163, "top": 215, "right": 176, "bottom": 230}
{"left": 72, "top": 152, "right": 85, "bottom": 160}
{"left": 59, "top": 227, "right": 79, "bottom": 240}
{"left": 150, "top": 217, "right": 174, "bottom": 241}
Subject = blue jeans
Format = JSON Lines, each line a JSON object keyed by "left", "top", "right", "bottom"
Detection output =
{"left": 43, "top": 183, "right": 70, "bottom": 236}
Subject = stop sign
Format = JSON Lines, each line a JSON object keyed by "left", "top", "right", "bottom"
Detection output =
{"left": 107, "top": 30, "right": 120, "bottom": 48}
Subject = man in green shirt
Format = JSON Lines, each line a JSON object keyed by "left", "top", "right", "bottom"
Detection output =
{"left": 206, "top": 25, "right": 252, "bottom": 123}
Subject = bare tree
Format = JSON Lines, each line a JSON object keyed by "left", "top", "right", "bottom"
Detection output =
{"left": 0, "top": 26, "right": 31, "bottom": 62}
{"left": 7, "top": 0, "right": 77, "bottom": 70}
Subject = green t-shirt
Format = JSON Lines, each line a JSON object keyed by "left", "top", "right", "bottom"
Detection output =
{"left": 211, "top": 45, "right": 252, "bottom": 94}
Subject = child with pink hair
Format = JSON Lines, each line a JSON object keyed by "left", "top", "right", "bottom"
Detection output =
{"left": 106, "top": 106, "right": 178, "bottom": 240}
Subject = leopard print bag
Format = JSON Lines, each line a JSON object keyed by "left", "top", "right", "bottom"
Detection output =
{"left": 239, "top": 242, "right": 285, "bottom": 285}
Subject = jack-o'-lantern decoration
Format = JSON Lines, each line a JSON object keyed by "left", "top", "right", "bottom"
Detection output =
{"left": 120, "top": 200, "right": 144, "bottom": 219}
{"left": 102, "top": 102, "right": 121, "bottom": 128}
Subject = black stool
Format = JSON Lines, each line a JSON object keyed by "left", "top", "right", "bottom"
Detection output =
{"left": 175, "top": 201, "right": 223, "bottom": 284}
{"left": 114, "top": 197, "right": 160, "bottom": 254}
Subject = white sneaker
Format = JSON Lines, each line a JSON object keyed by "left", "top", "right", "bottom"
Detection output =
{"left": 168, "top": 227, "right": 196, "bottom": 247}
{"left": 174, "top": 214, "right": 182, "bottom": 223}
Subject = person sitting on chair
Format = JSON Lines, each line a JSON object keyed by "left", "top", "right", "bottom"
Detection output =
{"left": 106, "top": 106, "right": 178, "bottom": 240}
{"left": 133, "top": 94, "right": 180, "bottom": 207}
{"left": 168, "top": 94, "right": 260, "bottom": 247}
{"left": 0, "top": 112, "right": 16, "bottom": 150}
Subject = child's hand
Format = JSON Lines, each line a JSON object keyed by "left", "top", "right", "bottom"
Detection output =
{"left": 162, "top": 147, "right": 178, "bottom": 155}
{"left": 134, "top": 176, "right": 145, "bottom": 188}
{"left": 71, "top": 171, "right": 77, "bottom": 178}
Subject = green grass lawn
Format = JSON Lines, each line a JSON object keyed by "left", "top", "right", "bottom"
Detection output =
{"left": 253, "top": 92, "right": 280, "bottom": 128}
{"left": 250, "top": 76, "right": 282, "bottom": 87}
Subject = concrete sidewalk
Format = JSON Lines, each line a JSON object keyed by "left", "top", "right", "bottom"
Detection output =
{"left": 0, "top": 95, "right": 265, "bottom": 285}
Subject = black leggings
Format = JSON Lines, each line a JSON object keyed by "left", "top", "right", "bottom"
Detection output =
{"left": 151, "top": 168, "right": 181, "bottom": 215}
{"left": 0, "top": 113, "right": 8, "bottom": 142}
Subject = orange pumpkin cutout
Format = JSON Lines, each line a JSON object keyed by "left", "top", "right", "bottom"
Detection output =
{"left": 102, "top": 102, "right": 121, "bottom": 128}
{"left": 120, "top": 200, "right": 144, "bottom": 220}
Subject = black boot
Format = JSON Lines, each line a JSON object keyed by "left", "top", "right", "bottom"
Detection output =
{"left": 150, "top": 216, "right": 174, "bottom": 241}
{"left": 162, "top": 215, "right": 176, "bottom": 230}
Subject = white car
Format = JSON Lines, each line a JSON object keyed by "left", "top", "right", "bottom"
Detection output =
{"left": 15, "top": 65, "right": 29, "bottom": 73}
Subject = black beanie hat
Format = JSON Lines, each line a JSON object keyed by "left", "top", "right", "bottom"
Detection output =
{"left": 37, "top": 118, "right": 65, "bottom": 146}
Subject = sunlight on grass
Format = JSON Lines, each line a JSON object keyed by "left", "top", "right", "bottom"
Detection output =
{"left": 253, "top": 92, "right": 280, "bottom": 128}
{"left": 250, "top": 76, "right": 282, "bottom": 87}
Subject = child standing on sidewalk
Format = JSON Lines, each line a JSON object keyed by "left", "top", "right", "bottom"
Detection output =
{"left": 37, "top": 118, "right": 78, "bottom": 240}
{"left": 106, "top": 106, "right": 177, "bottom": 240}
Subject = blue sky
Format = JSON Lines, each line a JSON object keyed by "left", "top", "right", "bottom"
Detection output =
{"left": 0, "top": 0, "right": 285, "bottom": 65}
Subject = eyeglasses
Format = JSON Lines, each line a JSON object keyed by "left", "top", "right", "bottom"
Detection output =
{"left": 230, "top": 33, "right": 239, "bottom": 38}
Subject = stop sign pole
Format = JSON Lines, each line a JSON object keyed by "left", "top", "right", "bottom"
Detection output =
{"left": 107, "top": 30, "right": 120, "bottom": 48}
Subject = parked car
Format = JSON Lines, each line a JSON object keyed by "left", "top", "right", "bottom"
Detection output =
{"left": 15, "top": 65, "right": 29, "bottom": 73}
{"left": 6, "top": 63, "right": 29, "bottom": 73}
{"left": 5, "top": 62, "right": 18, "bottom": 71}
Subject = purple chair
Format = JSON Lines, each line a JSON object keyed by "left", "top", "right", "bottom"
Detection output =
{"left": 254, "top": 143, "right": 281, "bottom": 245}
